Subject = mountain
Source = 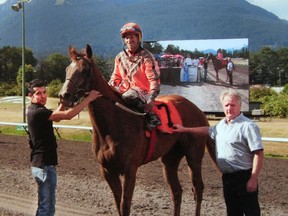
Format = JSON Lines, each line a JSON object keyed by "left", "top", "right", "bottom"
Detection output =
{"left": 1, "top": 0, "right": 288, "bottom": 58}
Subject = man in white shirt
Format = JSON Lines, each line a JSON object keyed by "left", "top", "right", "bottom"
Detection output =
{"left": 173, "top": 89, "right": 264, "bottom": 216}
{"left": 226, "top": 57, "right": 234, "bottom": 85}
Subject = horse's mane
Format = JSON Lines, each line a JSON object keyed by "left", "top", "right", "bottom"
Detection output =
{"left": 90, "top": 59, "right": 124, "bottom": 104}
{"left": 208, "top": 53, "right": 216, "bottom": 60}
{"left": 69, "top": 44, "right": 124, "bottom": 105}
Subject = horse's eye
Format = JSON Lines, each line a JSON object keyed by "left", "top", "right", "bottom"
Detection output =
{"left": 83, "top": 62, "right": 90, "bottom": 70}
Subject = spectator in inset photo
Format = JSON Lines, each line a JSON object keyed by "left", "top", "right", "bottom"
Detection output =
{"left": 226, "top": 57, "right": 235, "bottom": 85}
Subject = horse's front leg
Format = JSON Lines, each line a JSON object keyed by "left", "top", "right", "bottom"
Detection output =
{"left": 161, "top": 153, "right": 183, "bottom": 216}
{"left": 215, "top": 70, "right": 219, "bottom": 82}
{"left": 100, "top": 166, "right": 122, "bottom": 215}
{"left": 121, "top": 166, "right": 138, "bottom": 216}
{"left": 186, "top": 143, "right": 205, "bottom": 216}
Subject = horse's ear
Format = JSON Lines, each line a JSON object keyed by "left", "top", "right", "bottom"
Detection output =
{"left": 86, "top": 44, "right": 92, "bottom": 59}
{"left": 68, "top": 45, "right": 73, "bottom": 55}
{"left": 69, "top": 45, "right": 77, "bottom": 60}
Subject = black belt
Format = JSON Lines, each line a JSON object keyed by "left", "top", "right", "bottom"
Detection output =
{"left": 223, "top": 169, "right": 252, "bottom": 178}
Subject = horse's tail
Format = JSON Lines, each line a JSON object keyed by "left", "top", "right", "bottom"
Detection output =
{"left": 206, "top": 136, "right": 221, "bottom": 173}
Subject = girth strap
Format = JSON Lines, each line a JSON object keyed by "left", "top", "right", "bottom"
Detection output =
{"left": 144, "top": 128, "right": 157, "bottom": 163}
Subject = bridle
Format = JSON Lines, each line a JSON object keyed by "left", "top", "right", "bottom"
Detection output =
{"left": 66, "top": 55, "right": 94, "bottom": 104}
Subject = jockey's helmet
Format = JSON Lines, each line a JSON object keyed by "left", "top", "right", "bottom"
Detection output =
{"left": 120, "top": 22, "right": 142, "bottom": 43}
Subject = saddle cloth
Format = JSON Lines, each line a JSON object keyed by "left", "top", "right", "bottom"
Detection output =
{"left": 151, "top": 98, "right": 182, "bottom": 134}
{"left": 220, "top": 59, "right": 228, "bottom": 65}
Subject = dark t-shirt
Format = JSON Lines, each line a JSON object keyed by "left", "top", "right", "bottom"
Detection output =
{"left": 203, "top": 61, "right": 208, "bottom": 69}
{"left": 27, "top": 103, "right": 58, "bottom": 167}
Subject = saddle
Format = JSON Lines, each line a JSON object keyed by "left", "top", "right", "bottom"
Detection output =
{"left": 219, "top": 59, "right": 228, "bottom": 66}
{"left": 145, "top": 98, "right": 182, "bottom": 136}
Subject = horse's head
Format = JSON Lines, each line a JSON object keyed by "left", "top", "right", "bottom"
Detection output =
{"left": 207, "top": 53, "right": 214, "bottom": 61}
{"left": 59, "top": 44, "right": 94, "bottom": 107}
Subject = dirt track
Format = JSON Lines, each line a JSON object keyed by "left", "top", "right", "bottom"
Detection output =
{"left": 0, "top": 134, "right": 287, "bottom": 216}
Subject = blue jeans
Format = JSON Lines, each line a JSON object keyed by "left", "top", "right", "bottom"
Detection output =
{"left": 31, "top": 166, "right": 57, "bottom": 216}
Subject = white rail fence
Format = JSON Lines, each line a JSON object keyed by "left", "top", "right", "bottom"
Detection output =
{"left": 0, "top": 121, "right": 92, "bottom": 139}
{"left": 0, "top": 121, "right": 287, "bottom": 143}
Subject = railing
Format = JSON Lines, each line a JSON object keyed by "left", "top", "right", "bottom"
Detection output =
{"left": 0, "top": 121, "right": 287, "bottom": 142}
{"left": 0, "top": 121, "right": 92, "bottom": 139}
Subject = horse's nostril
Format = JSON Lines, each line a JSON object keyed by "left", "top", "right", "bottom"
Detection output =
{"left": 63, "top": 93, "right": 71, "bottom": 100}
{"left": 58, "top": 93, "right": 73, "bottom": 107}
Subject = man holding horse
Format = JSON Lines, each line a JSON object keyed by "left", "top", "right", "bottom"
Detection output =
{"left": 108, "top": 22, "right": 161, "bottom": 129}
{"left": 226, "top": 57, "right": 235, "bottom": 85}
{"left": 27, "top": 79, "right": 101, "bottom": 216}
{"left": 173, "top": 89, "right": 264, "bottom": 216}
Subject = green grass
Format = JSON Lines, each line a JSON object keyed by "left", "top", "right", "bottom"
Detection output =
{"left": 0, "top": 126, "right": 93, "bottom": 142}
{"left": 265, "top": 154, "right": 288, "bottom": 159}
{"left": 53, "top": 128, "right": 93, "bottom": 141}
{"left": 0, "top": 126, "right": 28, "bottom": 136}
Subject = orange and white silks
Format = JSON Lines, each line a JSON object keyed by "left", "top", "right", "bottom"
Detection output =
{"left": 109, "top": 48, "right": 160, "bottom": 101}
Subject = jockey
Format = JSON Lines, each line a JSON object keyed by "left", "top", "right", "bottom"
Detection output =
{"left": 217, "top": 48, "right": 223, "bottom": 60}
{"left": 108, "top": 22, "right": 161, "bottom": 129}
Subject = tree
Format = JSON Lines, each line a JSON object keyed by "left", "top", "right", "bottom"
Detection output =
{"left": 250, "top": 85, "right": 277, "bottom": 103}
{"left": 0, "top": 82, "right": 18, "bottom": 96}
{"left": 16, "top": 64, "right": 35, "bottom": 86}
{"left": 93, "top": 56, "right": 114, "bottom": 81}
{"left": 15, "top": 64, "right": 35, "bottom": 96}
{"left": 143, "top": 42, "right": 163, "bottom": 54}
{"left": 262, "top": 94, "right": 288, "bottom": 118}
{"left": 250, "top": 85, "right": 288, "bottom": 117}
{"left": 165, "top": 44, "right": 180, "bottom": 55}
{"left": 36, "top": 53, "right": 69, "bottom": 83}
{"left": 250, "top": 47, "right": 288, "bottom": 85}
{"left": 282, "top": 83, "right": 288, "bottom": 94}
{"left": 0, "top": 46, "right": 37, "bottom": 82}
{"left": 47, "top": 79, "right": 63, "bottom": 98}
{"left": 276, "top": 48, "right": 288, "bottom": 86}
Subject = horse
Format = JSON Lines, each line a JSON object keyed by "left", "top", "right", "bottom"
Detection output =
{"left": 207, "top": 53, "right": 228, "bottom": 83}
{"left": 59, "top": 44, "right": 215, "bottom": 216}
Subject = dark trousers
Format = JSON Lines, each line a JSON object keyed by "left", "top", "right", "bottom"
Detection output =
{"left": 222, "top": 169, "right": 260, "bottom": 216}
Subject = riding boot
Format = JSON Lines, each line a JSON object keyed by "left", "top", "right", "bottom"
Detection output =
{"left": 145, "top": 112, "right": 161, "bottom": 131}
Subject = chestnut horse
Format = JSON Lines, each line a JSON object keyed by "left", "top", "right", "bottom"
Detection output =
{"left": 59, "top": 44, "right": 215, "bottom": 216}
{"left": 207, "top": 53, "right": 228, "bottom": 83}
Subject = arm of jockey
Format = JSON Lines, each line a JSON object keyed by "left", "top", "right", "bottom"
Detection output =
{"left": 145, "top": 58, "right": 160, "bottom": 111}
{"left": 108, "top": 57, "right": 122, "bottom": 87}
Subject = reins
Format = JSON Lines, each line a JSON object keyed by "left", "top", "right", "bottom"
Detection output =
{"left": 115, "top": 102, "right": 146, "bottom": 116}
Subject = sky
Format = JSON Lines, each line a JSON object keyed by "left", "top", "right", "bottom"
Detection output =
{"left": 157, "top": 38, "right": 248, "bottom": 52}
{"left": 246, "top": 0, "right": 288, "bottom": 20}
{"left": 1, "top": 0, "right": 288, "bottom": 20}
